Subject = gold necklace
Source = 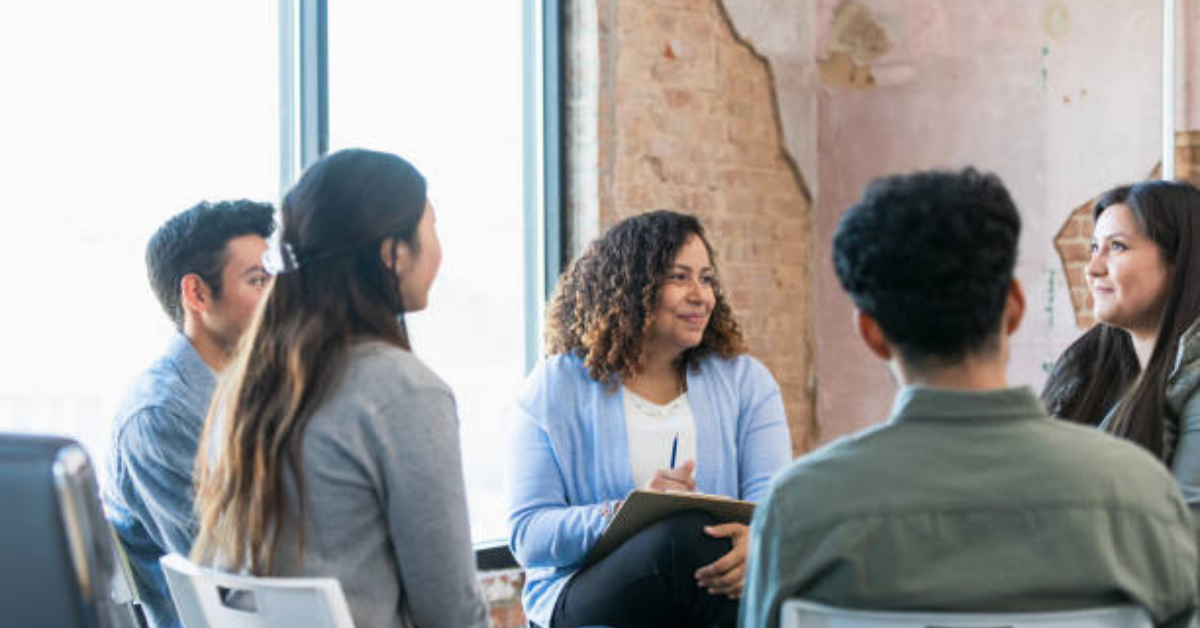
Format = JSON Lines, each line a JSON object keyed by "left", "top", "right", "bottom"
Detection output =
{"left": 626, "top": 386, "right": 686, "bottom": 418}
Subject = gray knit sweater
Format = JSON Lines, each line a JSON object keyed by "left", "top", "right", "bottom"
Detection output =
{"left": 270, "top": 341, "right": 489, "bottom": 628}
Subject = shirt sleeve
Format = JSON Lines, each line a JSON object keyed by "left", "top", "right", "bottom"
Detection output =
{"left": 739, "top": 480, "right": 792, "bottom": 628}
{"left": 113, "top": 406, "right": 202, "bottom": 556}
{"left": 505, "top": 375, "right": 611, "bottom": 570}
{"left": 737, "top": 360, "right": 794, "bottom": 501}
{"left": 1170, "top": 390, "right": 1200, "bottom": 594}
{"left": 1172, "top": 390, "right": 1200, "bottom": 506}
{"left": 374, "top": 387, "right": 490, "bottom": 628}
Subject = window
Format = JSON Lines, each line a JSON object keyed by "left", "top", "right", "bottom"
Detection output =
{"left": 0, "top": 0, "right": 555, "bottom": 547}
{"left": 327, "top": 1, "right": 538, "bottom": 543}
{"left": 0, "top": 1, "right": 280, "bottom": 479}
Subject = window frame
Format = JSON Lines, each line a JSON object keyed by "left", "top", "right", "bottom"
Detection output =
{"left": 279, "top": 0, "right": 565, "bottom": 566}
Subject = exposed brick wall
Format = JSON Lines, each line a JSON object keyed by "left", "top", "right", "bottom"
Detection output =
{"left": 1179, "top": 131, "right": 1200, "bottom": 183}
{"left": 1053, "top": 203, "right": 1096, "bottom": 329}
{"left": 480, "top": 569, "right": 525, "bottom": 628}
{"left": 486, "top": 1, "right": 820, "bottom": 623}
{"left": 580, "top": 0, "right": 817, "bottom": 452}
{"left": 1054, "top": 131, "right": 1200, "bottom": 326}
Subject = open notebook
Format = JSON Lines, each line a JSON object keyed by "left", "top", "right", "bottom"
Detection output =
{"left": 585, "top": 489, "right": 755, "bottom": 565}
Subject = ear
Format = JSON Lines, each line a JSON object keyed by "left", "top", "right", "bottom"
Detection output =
{"left": 380, "top": 237, "right": 413, "bottom": 274}
{"left": 1002, "top": 278, "right": 1026, "bottom": 336}
{"left": 180, "top": 274, "right": 212, "bottom": 316}
{"left": 855, "top": 309, "right": 893, "bottom": 361}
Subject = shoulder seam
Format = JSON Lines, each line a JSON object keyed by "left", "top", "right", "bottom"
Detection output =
{"left": 772, "top": 502, "right": 1189, "bottom": 537}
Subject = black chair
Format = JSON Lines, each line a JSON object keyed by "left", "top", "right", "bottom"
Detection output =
{"left": 0, "top": 432, "right": 141, "bottom": 628}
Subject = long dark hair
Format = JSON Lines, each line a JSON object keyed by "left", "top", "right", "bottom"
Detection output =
{"left": 193, "top": 149, "right": 428, "bottom": 574}
{"left": 1041, "top": 324, "right": 1138, "bottom": 427}
{"left": 1043, "top": 181, "right": 1200, "bottom": 459}
{"left": 545, "top": 210, "right": 745, "bottom": 386}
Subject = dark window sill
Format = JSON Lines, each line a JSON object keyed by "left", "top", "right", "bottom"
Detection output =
{"left": 475, "top": 540, "right": 519, "bottom": 571}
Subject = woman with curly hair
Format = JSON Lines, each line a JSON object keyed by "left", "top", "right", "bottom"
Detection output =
{"left": 507, "top": 210, "right": 792, "bottom": 628}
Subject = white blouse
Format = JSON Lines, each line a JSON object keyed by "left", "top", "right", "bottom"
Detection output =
{"left": 622, "top": 387, "right": 697, "bottom": 489}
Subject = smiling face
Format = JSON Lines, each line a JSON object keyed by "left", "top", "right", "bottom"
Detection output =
{"left": 1087, "top": 203, "right": 1172, "bottom": 338}
{"left": 644, "top": 234, "right": 716, "bottom": 360}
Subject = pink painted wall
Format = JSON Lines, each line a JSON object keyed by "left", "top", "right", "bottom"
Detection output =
{"left": 1184, "top": 1, "right": 1200, "bottom": 129}
{"left": 725, "top": 0, "right": 1194, "bottom": 443}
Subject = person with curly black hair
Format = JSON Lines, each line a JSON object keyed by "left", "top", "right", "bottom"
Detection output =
{"left": 507, "top": 210, "right": 792, "bottom": 628}
{"left": 740, "top": 169, "right": 1197, "bottom": 628}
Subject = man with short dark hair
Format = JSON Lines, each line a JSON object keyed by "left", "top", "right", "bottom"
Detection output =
{"left": 739, "top": 169, "right": 1198, "bottom": 628}
{"left": 102, "top": 200, "right": 274, "bottom": 628}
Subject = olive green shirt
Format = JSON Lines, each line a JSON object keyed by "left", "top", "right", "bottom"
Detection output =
{"left": 740, "top": 386, "right": 1198, "bottom": 628}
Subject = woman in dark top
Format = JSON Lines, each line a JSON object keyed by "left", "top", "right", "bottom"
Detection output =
{"left": 1043, "top": 180, "right": 1200, "bottom": 510}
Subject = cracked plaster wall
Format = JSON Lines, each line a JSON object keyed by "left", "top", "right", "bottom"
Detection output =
{"left": 723, "top": 0, "right": 1200, "bottom": 442}
{"left": 573, "top": 0, "right": 817, "bottom": 452}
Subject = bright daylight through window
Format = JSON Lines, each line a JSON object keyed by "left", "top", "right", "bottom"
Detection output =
{"left": 0, "top": 0, "right": 538, "bottom": 544}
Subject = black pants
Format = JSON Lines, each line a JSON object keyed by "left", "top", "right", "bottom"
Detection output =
{"left": 549, "top": 510, "right": 739, "bottom": 628}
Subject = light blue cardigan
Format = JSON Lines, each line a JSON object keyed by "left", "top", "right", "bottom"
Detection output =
{"left": 506, "top": 352, "right": 793, "bottom": 627}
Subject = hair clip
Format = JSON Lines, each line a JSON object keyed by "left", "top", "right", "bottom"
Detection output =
{"left": 262, "top": 240, "right": 301, "bottom": 275}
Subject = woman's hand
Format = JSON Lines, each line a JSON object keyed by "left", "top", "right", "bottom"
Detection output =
{"left": 694, "top": 522, "right": 749, "bottom": 599}
{"left": 644, "top": 459, "right": 696, "bottom": 493}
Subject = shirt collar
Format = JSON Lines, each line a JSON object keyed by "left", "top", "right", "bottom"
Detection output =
{"left": 887, "top": 384, "right": 1048, "bottom": 424}
{"left": 166, "top": 332, "right": 217, "bottom": 394}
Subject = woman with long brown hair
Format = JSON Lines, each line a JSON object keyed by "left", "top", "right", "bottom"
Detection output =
{"left": 1043, "top": 180, "right": 1200, "bottom": 519}
{"left": 192, "top": 149, "right": 488, "bottom": 628}
{"left": 507, "top": 210, "right": 792, "bottom": 628}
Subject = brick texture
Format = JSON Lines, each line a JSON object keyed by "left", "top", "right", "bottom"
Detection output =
{"left": 1053, "top": 204, "right": 1097, "bottom": 329}
{"left": 591, "top": 0, "right": 817, "bottom": 452}
{"left": 488, "top": 1, "right": 819, "bottom": 623}
{"left": 480, "top": 569, "right": 526, "bottom": 628}
{"left": 1054, "top": 131, "right": 1200, "bottom": 327}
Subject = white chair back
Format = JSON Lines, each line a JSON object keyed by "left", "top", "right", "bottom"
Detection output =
{"left": 159, "top": 553, "right": 356, "bottom": 628}
{"left": 781, "top": 599, "right": 1153, "bottom": 628}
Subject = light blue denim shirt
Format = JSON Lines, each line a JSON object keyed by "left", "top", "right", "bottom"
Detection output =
{"left": 506, "top": 352, "right": 792, "bottom": 628}
{"left": 102, "top": 333, "right": 215, "bottom": 628}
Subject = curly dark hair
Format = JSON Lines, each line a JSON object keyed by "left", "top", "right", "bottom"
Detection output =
{"left": 833, "top": 167, "right": 1021, "bottom": 365}
{"left": 546, "top": 210, "right": 745, "bottom": 385}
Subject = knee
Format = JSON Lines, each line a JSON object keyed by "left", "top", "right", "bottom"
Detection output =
{"left": 644, "top": 510, "right": 731, "bottom": 572}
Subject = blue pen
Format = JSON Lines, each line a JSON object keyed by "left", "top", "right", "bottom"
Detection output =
{"left": 670, "top": 432, "right": 678, "bottom": 470}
